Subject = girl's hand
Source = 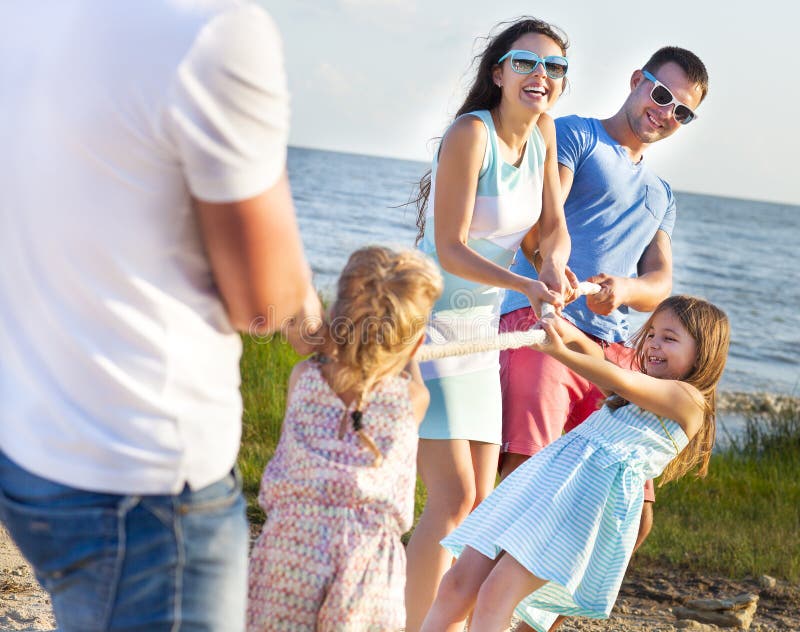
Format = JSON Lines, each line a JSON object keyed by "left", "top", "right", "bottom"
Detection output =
{"left": 531, "top": 315, "right": 568, "bottom": 355}
{"left": 522, "top": 279, "right": 563, "bottom": 318}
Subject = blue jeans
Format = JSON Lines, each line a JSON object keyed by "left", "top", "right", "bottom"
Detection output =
{"left": 0, "top": 451, "right": 248, "bottom": 631}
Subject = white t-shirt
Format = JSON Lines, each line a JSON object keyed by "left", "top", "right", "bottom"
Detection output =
{"left": 0, "top": 1, "right": 290, "bottom": 494}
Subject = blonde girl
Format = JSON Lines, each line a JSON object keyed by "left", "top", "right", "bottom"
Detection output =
{"left": 247, "top": 246, "right": 442, "bottom": 631}
{"left": 421, "top": 295, "right": 730, "bottom": 632}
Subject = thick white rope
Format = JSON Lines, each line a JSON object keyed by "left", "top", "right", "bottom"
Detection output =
{"left": 417, "top": 281, "right": 601, "bottom": 362}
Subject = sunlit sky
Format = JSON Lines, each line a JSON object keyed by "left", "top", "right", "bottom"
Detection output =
{"left": 261, "top": 0, "right": 798, "bottom": 206}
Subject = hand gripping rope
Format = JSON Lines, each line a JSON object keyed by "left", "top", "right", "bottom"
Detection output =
{"left": 416, "top": 281, "right": 601, "bottom": 363}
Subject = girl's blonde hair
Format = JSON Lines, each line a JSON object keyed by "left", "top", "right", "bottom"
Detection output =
{"left": 607, "top": 295, "right": 730, "bottom": 484}
{"left": 327, "top": 246, "right": 442, "bottom": 403}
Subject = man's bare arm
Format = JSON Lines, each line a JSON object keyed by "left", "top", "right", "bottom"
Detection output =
{"left": 195, "top": 172, "right": 319, "bottom": 337}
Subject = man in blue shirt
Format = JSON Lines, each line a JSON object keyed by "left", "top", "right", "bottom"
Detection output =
{"left": 499, "top": 47, "right": 708, "bottom": 608}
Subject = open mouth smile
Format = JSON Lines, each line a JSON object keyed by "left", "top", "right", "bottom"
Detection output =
{"left": 646, "top": 111, "right": 662, "bottom": 128}
{"left": 523, "top": 85, "right": 547, "bottom": 97}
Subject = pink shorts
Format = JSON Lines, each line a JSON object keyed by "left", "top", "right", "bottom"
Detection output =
{"left": 499, "top": 307, "right": 655, "bottom": 502}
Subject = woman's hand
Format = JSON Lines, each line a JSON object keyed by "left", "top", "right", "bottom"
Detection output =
{"left": 521, "top": 279, "right": 563, "bottom": 318}
{"left": 538, "top": 260, "right": 579, "bottom": 305}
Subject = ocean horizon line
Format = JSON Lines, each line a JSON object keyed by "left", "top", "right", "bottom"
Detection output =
{"left": 287, "top": 144, "right": 799, "bottom": 209}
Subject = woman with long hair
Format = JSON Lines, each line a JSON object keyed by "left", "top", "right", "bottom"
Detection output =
{"left": 405, "top": 16, "right": 574, "bottom": 630}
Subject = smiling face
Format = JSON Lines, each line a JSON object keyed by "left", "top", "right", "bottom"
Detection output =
{"left": 624, "top": 61, "right": 703, "bottom": 144}
{"left": 643, "top": 308, "right": 699, "bottom": 380}
{"left": 493, "top": 32, "right": 565, "bottom": 115}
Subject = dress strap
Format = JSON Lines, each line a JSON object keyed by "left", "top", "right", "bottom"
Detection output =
{"left": 657, "top": 416, "right": 681, "bottom": 455}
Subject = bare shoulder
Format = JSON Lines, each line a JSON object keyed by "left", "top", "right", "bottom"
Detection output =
{"left": 442, "top": 114, "right": 488, "bottom": 153}
{"left": 536, "top": 113, "right": 557, "bottom": 142}
{"left": 673, "top": 381, "right": 706, "bottom": 439}
{"left": 657, "top": 379, "right": 706, "bottom": 439}
{"left": 536, "top": 112, "right": 556, "bottom": 133}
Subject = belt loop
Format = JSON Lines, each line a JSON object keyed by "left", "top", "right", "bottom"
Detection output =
{"left": 118, "top": 494, "right": 141, "bottom": 517}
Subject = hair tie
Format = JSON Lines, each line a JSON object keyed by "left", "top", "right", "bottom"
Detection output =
{"left": 351, "top": 410, "right": 364, "bottom": 431}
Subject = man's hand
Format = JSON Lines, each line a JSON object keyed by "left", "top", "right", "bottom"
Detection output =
{"left": 585, "top": 273, "right": 631, "bottom": 315}
{"left": 282, "top": 284, "right": 324, "bottom": 356}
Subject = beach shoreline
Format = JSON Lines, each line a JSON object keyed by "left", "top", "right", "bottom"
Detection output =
{"left": 716, "top": 391, "right": 798, "bottom": 415}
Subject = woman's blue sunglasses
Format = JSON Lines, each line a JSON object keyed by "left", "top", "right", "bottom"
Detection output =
{"left": 497, "top": 50, "right": 568, "bottom": 80}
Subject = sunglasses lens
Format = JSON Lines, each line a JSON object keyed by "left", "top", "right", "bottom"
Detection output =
{"left": 544, "top": 59, "right": 568, "bottom": 79}
{"left": 674, "top": 105, "right": 694, "bottom": 125}
{"left": 510, "top": 53, "right": 537, "bottom": 74}
{"left": 506, "top": 52, "right": 567, "bottom": 78}
{"left": 650, "top": 84, "right": 673, "bottom": 106}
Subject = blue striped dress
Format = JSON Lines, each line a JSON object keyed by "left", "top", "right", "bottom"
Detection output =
{"left": 441, "top": 403, "right": 689, "bottom": 631}
{"left": 418, "top": 109, "right": 545, "bottom": 443}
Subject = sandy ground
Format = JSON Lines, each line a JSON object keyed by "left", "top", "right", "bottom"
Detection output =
{"left": 1, "top": 522, "right": 798, "bottom": 631}
{"left": 0, "top": 526, "right": 55, "bottom": 631}
{"left": 530, "top": 562, "right": 800, "bottom": 631}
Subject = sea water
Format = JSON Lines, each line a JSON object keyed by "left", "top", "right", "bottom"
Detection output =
{"left": 287, "top": 146, "right": 799, "bottom": 398}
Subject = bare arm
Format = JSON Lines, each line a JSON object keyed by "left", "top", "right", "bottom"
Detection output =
{"left": 535, "top": 318, "right": 704, "bottom": 437}
{"left": 538, "top": 315, "right": 609, "bottom": 394}
{"left": 543, "top": 316, "right": 606, "bottom": 361}
{"left": 633, "top": 230, "right": 673, "bottom": 309}
{"left": 557, "top": 162, "right": 575, "bottom": 205}
{"left": 405, "top": 356, "right": 430, "bottom": 424}
{"left": 587, "top": 230, "right": 673, "bottom": 315}
{"left": 195, "top": 172, "right": 321, "bottom": 339}
{"left": 534, "top": 116, "right": 572, "bottom": 297}
{"left": 519, "top": 224, "right": 540, "bottom": 267}
{"left": 434, "top": 116, "right": 561, "bottom": 315}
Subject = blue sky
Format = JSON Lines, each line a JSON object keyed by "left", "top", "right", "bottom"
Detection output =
{"left": 261, "top": 0, "right": 798, "bottom": 206}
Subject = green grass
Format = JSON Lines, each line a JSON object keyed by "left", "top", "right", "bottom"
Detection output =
{"left": 238, "top": 334, "right": 301, "bottom": 523}
{"left": 638, "top": 402, "right": 800, "bottom": 581}
{"left": 238, "top": 337, "right": 800, "bottom": 581}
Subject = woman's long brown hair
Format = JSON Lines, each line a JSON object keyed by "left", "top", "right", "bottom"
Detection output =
{"left": 412, "top": 17, "right": 569, "bottom": 244}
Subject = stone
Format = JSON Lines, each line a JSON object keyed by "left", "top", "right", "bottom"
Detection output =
{"left": 757, "top": 575, "right": 776, "bottom": 590}
{"left": 674, "top": 593, "right": 759, "bottom": 629}
{"left": 676, "top": 620, "right": 722, "bottom": 630}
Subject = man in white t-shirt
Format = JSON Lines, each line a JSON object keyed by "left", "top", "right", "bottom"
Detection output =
{"left": 0, "top": 2, "right": 319, "bottom": 629}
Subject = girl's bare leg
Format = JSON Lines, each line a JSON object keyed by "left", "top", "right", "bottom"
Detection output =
{"left": 405, "top": 440, "right": 500, "bottom": 631}
{"left": 470, "top": 554, "right": 545, "bottom": 632}
{"left": 469, "top": 440, "right": 501, "bottom": 510}
{"left": 405, "top": 439, "right": 477, "bottom": 632}
{"left": 419, "top": 546, "right": 500, "bottom": 632}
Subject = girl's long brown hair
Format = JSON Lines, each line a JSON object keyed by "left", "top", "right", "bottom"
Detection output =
{"left": 412, "top": 17, "right": 569, "bottom": 244}
{"left": 606, "top": 295, "right": 730, "bottom": 484}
